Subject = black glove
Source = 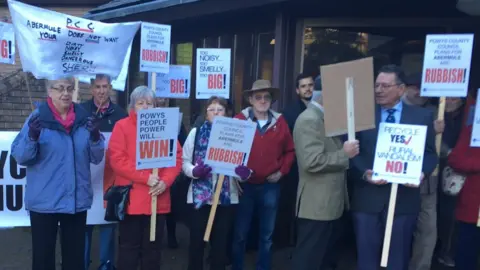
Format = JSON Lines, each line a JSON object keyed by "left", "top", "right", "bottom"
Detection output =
{"left": 28, "top": 114, "right": 42, "bottom": 141}
{"left": 86, "top": 116, "right": 101, "bottom": 142}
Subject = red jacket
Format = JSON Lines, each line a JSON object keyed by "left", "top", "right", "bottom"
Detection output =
{"left": 107, "top": 110, "right": 182, "bottom": 215}
{"left": 235, "top": 108, "right": 295, "bottom": 184}
{"left": 448, "top": 95, "right": 480, "bottom": 224}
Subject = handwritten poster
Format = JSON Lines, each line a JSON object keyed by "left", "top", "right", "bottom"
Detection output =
{"left": 0, "top": 22, "right": 15, "bottom": 65}
{"left": 8, "top": 0, "right": 140, "bottom": 80}
{"left": 372, "top": 123, "right": 427, "bottom": 185}
{"left": 204, "top": 117, "right": 256, "bottom": 177}
{"left": 139, "top": 22, "right": 171, "bottom": 74}
{"left": 136, "top": 108, "right": 179, "bottom": 170}
{"left": 196, "top": 48, "right": 231, "bottom": 99}
{"left": 76, "top": 42, "right": 133, "bottom": 91}
{"left": 421, "top": 34, "right": 474, "bottom": 97}
{"left": 470, "top": 90, "right": 480, "bottom": 147}
{"left": 148, "top": 65, "right": 191, "bottom": 99}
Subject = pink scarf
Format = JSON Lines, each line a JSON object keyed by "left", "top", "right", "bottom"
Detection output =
{"left": 47, "top": 97, "right": 76, "bottom": 133}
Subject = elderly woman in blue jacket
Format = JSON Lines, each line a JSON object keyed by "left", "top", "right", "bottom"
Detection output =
{"left": 11, "top": 77, "right": 105, "bottom": 270}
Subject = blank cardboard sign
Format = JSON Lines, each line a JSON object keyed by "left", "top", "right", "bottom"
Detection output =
{"left": 321, "top": 57, "right": 376, "bottom": 137}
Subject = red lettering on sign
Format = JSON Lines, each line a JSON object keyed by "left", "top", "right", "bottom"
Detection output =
{"left": 170, "top": 79, "right": 185, "bottom": 93}
{"left": 207, "top": 147, "right": 244, "bottom": 165}
{"left": 141, "top": 49, "right": 168, "bottom": 63}
{"left": 139, "top": 139, "right": 174, "bottom": 158}
{"left": 424, "top": 68, "right": 466, "bottom": 83}
{"left": 0, "top": 40, "right": 7, "bottom": 59}
{"left": 207, "top": 74, "right": 224, "bottom": 89}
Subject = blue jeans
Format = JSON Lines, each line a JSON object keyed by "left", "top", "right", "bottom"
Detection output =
{"left": 85, "top": 223, "right": 117, "bottom": 270}
{"left": 232, "top": 182, "right": 280, "bottom": 270}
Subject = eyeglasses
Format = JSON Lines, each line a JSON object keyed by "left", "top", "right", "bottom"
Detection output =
{"left": 253, "top": 94, "right": 272, "bottom": 101}
{"left": 51, "top": 86, "right": 75, "bottom": 93}
{"left": 374, "top": 83, "right": 402, "bottom": 90}
{"left": 207, "top": 107, "right": 225, "bottom": 113}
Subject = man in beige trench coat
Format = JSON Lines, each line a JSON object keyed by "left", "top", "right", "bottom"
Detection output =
{"left": 291, "top": 90, "right": 359, "bottom": 270}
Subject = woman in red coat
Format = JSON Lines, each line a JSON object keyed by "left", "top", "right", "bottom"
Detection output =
{"left": 107, "top": 86, "right": 182, "bottom": 270}
{"left": 447, "top": 89, "right": 480, "bottom": 270}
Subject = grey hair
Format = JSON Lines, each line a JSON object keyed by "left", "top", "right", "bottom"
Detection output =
{"left": 90, "top": 74, "right": 112, "bottom": 85}
{"left": 312, "top": 90, "right": 323, "bottom": 104}
{"left": 44, "top": 77, "right": 75, "bottom": 91}
{"left": 128, "top": 85, "right": 155, "bottom": 109}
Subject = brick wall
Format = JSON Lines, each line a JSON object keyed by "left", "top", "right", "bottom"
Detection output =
{"left": 0, "top": 6, "right": 118, "bottom": 131}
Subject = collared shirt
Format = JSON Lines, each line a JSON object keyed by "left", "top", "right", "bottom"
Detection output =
{"left": 310, "top": 100, "right": 324, "bottom": 113}
{"left": 248, "top": 108, "right": 273, "bottom": 134}
{"left": 380, "top": 101, "right": 403, "bottom": 123}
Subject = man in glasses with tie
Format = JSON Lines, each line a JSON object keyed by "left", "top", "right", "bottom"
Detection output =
{"left": 349, "top": 65, "right": 438, "bottom": 270}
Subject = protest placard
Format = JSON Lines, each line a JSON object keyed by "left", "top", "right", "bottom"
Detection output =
{"left": 0, "top": 22, "right": 15, "bottom": 65}
{"left": 204, "top": 117, "right": 256, "bottom": 177}
{"left": 372, "top": 123, "right": 427, "bottom": 186}
{"left": 8, "top": 0, "right": 140, "bottom": 80}
{"left": 0, "top": 132, "right": 113, "bottom": 227}
{"left": 140, "top": 22, "right": 171, "bottom": 74}
{"left": 136, "top": 108, "right": 180, "bottom": 170}
{"left": 76, "top": 41, "right": 132, "bottom": 91}
{"left": 421, "top": 34, "right": 474, "bottom": 97}
{"left": 148, "top": 65, "right": 191, "bottom": 99}
{"left": 196, "top": 48, "right": 231, "bottom": 99}
{"left": 470, "top": 89, "right": 480, "bottom": 147}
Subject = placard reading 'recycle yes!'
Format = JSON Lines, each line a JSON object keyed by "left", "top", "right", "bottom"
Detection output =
{"left": 372, "top": 123, "right": 427, "bottom": 186}
{"left": 148, "top": 65, "right": 191, "bottom": 99}
{"left": 196, "top": 48, "right": 231, "bottom": 99}
{"left": 136, "top": 108, "right": 179, "bottom": 170}
{"left": 0, "top": 22, "right": 15, "bottom": 65}
{"left": 140, "top": 22, "right": 171, "bottom": 74}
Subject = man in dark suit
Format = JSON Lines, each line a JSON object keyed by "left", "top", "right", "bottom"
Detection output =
{"left": 350, "top": 65, "right": 438, "bottom": 270}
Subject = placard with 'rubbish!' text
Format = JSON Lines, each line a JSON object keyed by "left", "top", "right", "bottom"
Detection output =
{"left": 372, "top": 123, "right": 427, "bottom": 185}
{"left": 136, "top": 108, "right": 179, "bottom": 170}
{"left": 204, "top": 117, "right": 256, "bottom": 177}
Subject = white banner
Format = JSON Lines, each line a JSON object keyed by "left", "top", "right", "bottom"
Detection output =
{"left": 372, "top": 123, "right": 427, "bottom": 185}
{"left": 421, "top": 34, "right": 474, "bottom": 97}
{"left": 0, "top": 22, "right": 15, "bottom": 65}
{"left": 136, "top": 108, "right": 180, "bottom": 170}
{"left": 148, "top": 65, "right": 191, "bottom": 99}
{"left": 196, "top": 48, "right": 231, "bottom": 99}
{"left": 204, "top": 117, "right": 256, "bottom": 177}
{"left": 470, "top": 90, "right": 480, "bottom": 147}
{"left": 140, "top": 22, "right": 171, "bottom": 74}
{"left": 0, "top": 132, "right": 113, "bottom": 227}
{"left": 8, "top": 0, "right": 140, "bottom": 80}
{"left": 76, "top": 41, "right": 132, "bottom": 92}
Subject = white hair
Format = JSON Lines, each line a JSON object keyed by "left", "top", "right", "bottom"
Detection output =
{"left": 128, "top": 85, "right": 155, "bottom": 110}
{"left": 312, "top": 90, "right": 323, "bottom": 104}
{"left": 44, "top": 77, "right": 75, "bottom": 91}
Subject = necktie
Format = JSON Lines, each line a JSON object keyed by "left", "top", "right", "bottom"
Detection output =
{"left": 386, "top": 109, "right": 396, "bottom": 123}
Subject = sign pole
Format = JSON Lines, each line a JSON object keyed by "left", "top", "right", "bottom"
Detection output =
{"left": 150, "top": 72, "right": 158, "bottom": 242}
{"left": 432, "top": 96, "right": 446, "bottom": 177}
{"left": 204, "top": 174, "right": 226, "bottom": 242}
{"left": 72, "top": 78, "right": 79, "bottom": 103}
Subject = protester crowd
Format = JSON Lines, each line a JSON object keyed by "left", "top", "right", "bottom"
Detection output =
{"left": 10, "top": 63, "right": 480, "bottom": 270}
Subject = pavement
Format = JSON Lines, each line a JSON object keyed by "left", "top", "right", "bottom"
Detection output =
{"left": 0, "top": 225, "right": 453, "bottom": 270}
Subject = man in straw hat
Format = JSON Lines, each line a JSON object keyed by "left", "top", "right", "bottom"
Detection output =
{"left": 231, "top": 79, "right": 295, "bottom": 270}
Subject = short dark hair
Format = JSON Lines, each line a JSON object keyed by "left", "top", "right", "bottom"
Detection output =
{"left": 204, "top": 96, "right": 228, "bottom": 116}
{"left": 90, "top": 74, "right": 112, "bottom": 85}
{"left": 295, "top": 73, "right": 313, "bottom": 88}
{"left": 377, "top": 64, "right": 406, "bottom": 85}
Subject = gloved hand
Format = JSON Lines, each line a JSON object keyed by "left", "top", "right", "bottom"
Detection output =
{"left": 86, "top": 116, "right": 101, "bottom": 142}
{"left": 28, "top": 114, "right": 42, "bottom": 141}
{"left": 96, "top": 107, "right": 114, "bottom": 120}
{"left": 192, "top": 161, "right": 212, "bottom": 179}
{"left": 235, "top": 165, "right": 252, "bottom": 182}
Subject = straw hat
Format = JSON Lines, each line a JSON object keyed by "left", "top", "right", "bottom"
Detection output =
{"left": 243, "top": 79, "right": 279, "bottom": 101}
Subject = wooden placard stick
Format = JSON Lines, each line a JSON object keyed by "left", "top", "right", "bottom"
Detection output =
{"left": 431, "top": 97, "right": 446, "bottom": 177}
{"left": 72, "top": 78, "right": 79, "bottom": 103}
{"left": 380, "top": 183, "right": 399, "bottom": 267}
{"left": 150, "top": 72, "right": 158, "bottom": 242}
{"left": 204, "top": 174, "right": 226, "bottom": 242}
{"left": 23, "top": 72, "right": 35, "bottom": 111}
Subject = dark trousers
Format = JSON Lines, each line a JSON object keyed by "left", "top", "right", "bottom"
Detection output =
{"left": 117, "top": 214, "right": 165, "bottom": 270}
{"left": 188, "top": 205, "right": 235, "bottom": 270}
{"left": 291, "top": 218, "right": 336, "bottom": 270}
{"left": 455, "top": 221, "right": 480, "bottom": 270}
{"left": 437, "top": 190, "right": 458, "bottom": 259}
{"left": 30, "top": 210, "right": 87, "bottom": 270}
{"left": 166, "top": 213, "right": 177, "bottom": 242}
{"left": 352, "top": 211, "right": 417, "bottom": 270}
